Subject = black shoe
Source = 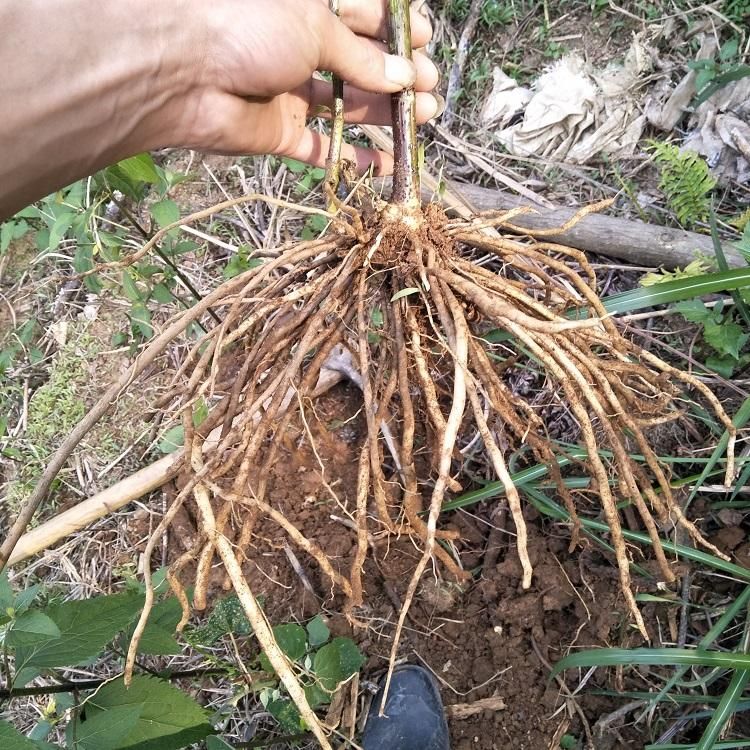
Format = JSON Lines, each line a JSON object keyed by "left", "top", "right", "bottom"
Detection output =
{"left": 361, "top": 665, "right": 450, "bottom": 750}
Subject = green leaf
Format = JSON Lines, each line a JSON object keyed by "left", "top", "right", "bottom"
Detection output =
{"left": 259, "top": 623, "right": 306, "bottom": 672}
{"left": 306, "top": 615, "right": 330, "bottom": 647}
{"left": 391, "top": 287, "right": 421, "bottom": 302}
{"left": 696, "top": 669, "right": 750, "bottom": 750}
{"left": 6, "top": 611, "right": 61, "bottom": 647}
{"left": 121, "top": 272, "right": 142, "bottom": 303}
{"left": 266, "top": 698, "right": 302, "bottom": 733}
{"left": 674, "top": 299, "right": 711, "bottom": 323}
{"left": 73, "top": 676, "right": 212, "bottom": 750}
{"left": 150, "top": 283, "right": 174, "bottom": 304}
{"left": 281, "top": 158, "right": 307, "bottom": 174}
{"left": 304, "top": 680, "right": 330, "bottom": 709}
{"left": 193, "top": 397, "right": 208, "bottom": 428}
{"left": 312, "top": 637, "right": 364, "bottom": 691}
{"left": 0, "top": 570, "right": 13, "bottom": 609}
{"left": 129, "top": 302, "right": 153, "bottom": 339}
{"left": 0, "top": 721, "right": 60, "bottom": 749}
{"left": 67, "top": 703, "right": 143, "bottom": 750}
{"left": 150, "top": 200, "right": 180, "bottom": 230}
{"left": 11, "top": 585, "right": 44, "bottom": 612}
{"left": 552, "top": 647, "right": 750, "bottom": 676}
{"left": 12, "top": 590, "right": 143, "bottom": 673}
{"left": 206, "top": 738, "right": 234, "bottom": 750}
{"left": 116, "top": 154, "right": 161, "bottom": 185}
{"left": 706, "top": 354, "right": 738, "bottom": 378}
{"left": 185, "top": 594, "right": 252, "bottom": 646}
{"left": 703, "top": 319, "right": 748, "bottom": 359}
{"left": 157, "top": 425, "right": 184, "bottom": 455}
{"left": 600, "top": 267, "right": 750, "bottom": 316}
{"left": 120, "top": 597, "right": 182, "bottom": 656}
{"left": 47, "top": 211, "right": 75, "bottom": 251}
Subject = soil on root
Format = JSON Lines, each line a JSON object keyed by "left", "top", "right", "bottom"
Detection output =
{"left": 145, "top": 381, "right": 666, "bottom": 748}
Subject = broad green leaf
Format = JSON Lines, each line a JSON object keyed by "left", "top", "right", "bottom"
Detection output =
{"left": 130, "top": 302, "right": 153, "bottom": 339}
{"left": 13, "top": 585, "right": 42, "bottom": 613}
{"left": 150, "top": 200, "right": 180, "bottom": 229}
{"left": 6, "top": 611, "right": 61, "bottom": 647}
{"left": 703, "top": 319, "right": 748, "bottom": 359}
{"left": 706, "top": 354, "right": 738, "bottom": 378}
{"left": 13, "top": 590, "right": 143, "bottom": 673}
{"left": 67, "top": 703, "right": 143, "bottom": 750}
{"left": 185, "top": 594, "right": 252, "bottom": 646}
{"left": 47, "top": 211, "right": 75, "bottom": 251}
{"left": 304, "top": 680, "right": 330, "bottom": 708}
{"left": 150, "top": 283, "right": 173, "bottom": 304}
{"left": 266, "top": 698, "right": 302, "bottom": 733}
{"left": 260, "top": 623, "right": 306, "bottom": 672}
{"left": 78, "top": 676, "right": 212, "bottom": 750}
{"left": 116, "top": 154, "right": 160, "bottom": 185}
{"left": 157, "top": 425, "right": 184, "bottom": 455}
{"left": 120, "top": 597, "right": 182, "bottom": 656}
{"left": 206, "top": 738, "right": 234, "bottom": 750}
{"left": 0, "top": 721, "right": 59, "bottom": 749}
{"left": 674, "top": 299, "right": 711, "bottom": 323}
{"left": 281, "top": 157, "right": 307, "bottom": 174}
{"left": 313, "top": 637, "right": 364, "bottom": 691}
{"left": 306, "top": 615, "right": 330, "bottom": 647}
{"left": 121, "top": 272, "right": 142, "bottom": 303}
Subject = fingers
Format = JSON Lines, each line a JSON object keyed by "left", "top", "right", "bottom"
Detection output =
{"left": 364, "top": 43, "right": 439, "bottom": 92}
{"left": 334, "top": 0, "right": 432, "bottom": 48}
{"left": 314, "top": 12, "right": 418, "bottom": 93}
{"left": 279, "top": 127, "right": 395, "bottom": 176}
{"left": 308, "top": 79, "right": 441, "bottom": 125}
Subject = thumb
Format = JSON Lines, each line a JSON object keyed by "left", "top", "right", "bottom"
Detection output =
{"left": 313, "top": 8, "right": 417, "bottom": 93}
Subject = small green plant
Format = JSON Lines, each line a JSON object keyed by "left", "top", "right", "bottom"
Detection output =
{"left": 0, "top": 571, "right": 365, "bottom": 748}
{"left": 480, "top": 0, "right": 514, "bottom": 27}
{"left": 689, "top": 37, "right": 750, "bottom": 106}
{"left": 649, "top": 141, "right": 716, "bottom": 227}
{"left": 674, "top": 298, "right": 750, "bottom": 377}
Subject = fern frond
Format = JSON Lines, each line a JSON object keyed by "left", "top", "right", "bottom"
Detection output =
{"left": 648, "top": 140, "right": 716, "bottom": 228}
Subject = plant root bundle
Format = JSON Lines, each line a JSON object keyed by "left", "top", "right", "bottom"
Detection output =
{"left": 122, "top": 194, "right": 736, "bottom": 743}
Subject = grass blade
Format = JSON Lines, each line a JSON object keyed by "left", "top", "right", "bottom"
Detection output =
{"left": 552, "top": 648, "right": 750, "bottom": 676}
{"left": 695, "top": 669, "right": 750, "bottom": 750}
{"left": 686, "top": 397, "right": 750, "bottom": 509}
{"left": 600, "top": 268, "right": 750, "bottom": 316}
{"left": 647, "top": 742, "right": 750, "bottom": 749}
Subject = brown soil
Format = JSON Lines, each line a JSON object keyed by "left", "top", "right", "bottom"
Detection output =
{"left": 141, "top": 380, "right": 670, "bottom": 749}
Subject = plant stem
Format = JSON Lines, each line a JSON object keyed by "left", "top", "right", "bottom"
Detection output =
{"left": 388, "top": 0, "right": 420, "bottom": 207}
{"left": 324, "top": 0, "right": 345, "bottom": 195}
{"left": 0, "top": 667, "right": 228, "bottom": 701}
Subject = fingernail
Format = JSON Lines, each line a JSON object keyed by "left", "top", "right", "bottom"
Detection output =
{"left": 433, "top": 94, "right": 446, "bottom": 119}
{"left": 384, "top": 54, "right": 417, "bottom": 88}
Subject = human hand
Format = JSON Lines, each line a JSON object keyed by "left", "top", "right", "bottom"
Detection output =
{"left": 176, "top": 0, "right": 440, "bottom": 174}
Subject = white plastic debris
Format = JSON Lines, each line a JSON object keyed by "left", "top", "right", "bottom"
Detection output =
{"left": 492, "top": 35, "right": 654, "bottom": 164}
{"left": 479, "top": 67, "right": 531, "bottom": 127}
{"left": 682, "top": 78, "right": 750, "bottom": 183}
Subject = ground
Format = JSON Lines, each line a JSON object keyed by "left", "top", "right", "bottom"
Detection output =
{"left": 2, "top": 1, "right": 750, "bottom": 749}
